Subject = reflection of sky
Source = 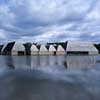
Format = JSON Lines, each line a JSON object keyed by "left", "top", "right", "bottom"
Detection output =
{"left": 0, "top": 56, "right": 100, "bottom": 100}
{"left": 0, "top": 69, "right": 100, "bottom": 100}
{"left": 0, "top": 0, "right": 100, "bottom": 42}
{"left": 1, "top": 56, "right": 97, "bottom": 73}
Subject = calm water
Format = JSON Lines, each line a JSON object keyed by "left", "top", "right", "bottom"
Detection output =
{"left": 0, "top": 55, "right": 100, "bottom": 100}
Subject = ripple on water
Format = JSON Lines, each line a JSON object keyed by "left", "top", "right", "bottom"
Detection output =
{"left": 0, "top": 55, "right": 100, "bottom": 100}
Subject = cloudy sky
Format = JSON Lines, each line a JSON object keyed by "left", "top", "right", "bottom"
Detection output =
{"left": 0, "top": 0, "right": 100, "bottom": 42}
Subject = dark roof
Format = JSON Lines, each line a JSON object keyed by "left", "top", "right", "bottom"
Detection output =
{"left": 36, "top": 45, "right": 41, "bottom": 50}
{"left": 60, "top": 42, "right": 67, "bottom": 51}
{"left": 23, "top": 42, "right": 32, "bottom": 51}
{"left": 47, "top": 43, "right": 55, "bottom": 45}
{"left": 47, "top": 41, "right": 68, "bottom": 50}
{"left": 54, "top": 45, "right": 58, "bottom": 50}
{"left": 3, "top": 42, "right": 15, "bottom": 53}
{"left": 45, "top": 45, "right": 50, "bottom": 50}
{"left": 0, "top": 45, "right": 3, "bottom": 52}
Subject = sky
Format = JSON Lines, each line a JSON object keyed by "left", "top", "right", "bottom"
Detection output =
{"left": 0, "top": 0, "right": 100, "bottom": 43}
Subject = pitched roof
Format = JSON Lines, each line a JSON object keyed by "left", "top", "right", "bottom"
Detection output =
{"left": 12, "top": 42, "right": 25, "bottom": 51}
{"left": 3, "top": 42, "right": 15, "bottom": 52}
{"left": 67, "top": 41, "right": 98, "bottom": 52}
{"left": 60, "top": 42, "right": 67, "bottom": 51}
{"left": 49, "top": 45, "right": 56, "bottom": 51}
{"left": 57, "top": 45, "right": 65, "bottom": 51}
{"left": 40, "top": 45, "right": 48, "bottom": 51}
{"left": 31, "top": 45, "right": 39, "bottom": 51}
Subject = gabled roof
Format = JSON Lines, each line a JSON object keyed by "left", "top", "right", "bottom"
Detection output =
{"left": 67, "top": 41, "right": 98, "bottom": 52}
{"left": 60, "top": 42, "right": 67, "bottom": 51}
{"left": 3, "top": 42, "right": 15, "bottom": 52}
{"left": 12, "top": 42, "right": 25, "bottom": 51}
{"left": 23, "top": 42, "right": 32, "bottom": 51}
{"left": 40, "top": 45, "right": 48, "bottom": 51}
{"left": 49, "top": 45, "right": 56, "bottom": 51}
{"left": 31, "top": 45, "right": 39, "bottom": 51}
{"left": 57, "top": 45, "right": 65, "bottom": 51}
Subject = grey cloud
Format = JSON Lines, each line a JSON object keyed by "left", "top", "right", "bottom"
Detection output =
{"left": 0, "top": 0, "right": 100, "bottom": 42}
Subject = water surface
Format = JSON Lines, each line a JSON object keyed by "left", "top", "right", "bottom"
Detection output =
{"left": 0, "top": 55, "right": 100, "bottom": 100}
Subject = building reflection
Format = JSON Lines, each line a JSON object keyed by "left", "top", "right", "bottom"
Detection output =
{"left": 5, "top": 56, "right": 15, "bottom": 69}
{"left": 4, "top": 55, "right": 96, "bottom": 71}
{"left": 63, "top": 61, "right": 68, "bottom": 69}
{"left": 66, "top": 56, "right": 96, "bottom": 70}
{"left": 26, "top": 56, "right": 31, "bottom": 71}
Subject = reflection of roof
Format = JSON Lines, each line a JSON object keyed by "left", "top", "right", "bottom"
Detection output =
{"left": 12, "top": 42, "right": 25, "bottom": 51}
{"left": 67, "top": 41, "right": 98, "bottom": 52}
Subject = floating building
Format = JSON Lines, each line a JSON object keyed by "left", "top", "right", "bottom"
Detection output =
{"left": 0, "top": 40, "right": 99, "bottom": 56}
{"left": 56, "top": 45, "right": 66, "bottom": 55}
{"left": 67, "top": 41, "right": 98, "bottom": 55}
{"left": 31, "top": 44, "right": 39, "bottom": 55}
{"left": 49, "top": 45, "right": 56, "bottom": 55}
{"left": 11, "top": 42, "right": 25, "bottom": 55}
{"left": 39, "top": 45, "right": 49, "bottom": 55}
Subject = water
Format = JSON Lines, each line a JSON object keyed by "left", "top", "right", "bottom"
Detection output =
{"left": 0, "top": 55, "right": 100, "bottom": 100}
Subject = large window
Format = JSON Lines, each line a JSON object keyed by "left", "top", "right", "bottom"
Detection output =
{"left": 67, "top": 51, "right": 89, "bottom": 55}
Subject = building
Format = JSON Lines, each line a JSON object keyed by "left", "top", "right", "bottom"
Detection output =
{"left": 1, "top": 42, "right": 15, "bottom": 55}
{"left": 11, "top": 42, "right": 25, "bottom": 55}
{"left": 67, "top": 41, "right": 98, "bottom": 55}
{"left": 0, "top": 41, "right": 99, "bottom": 56}
{"left": 56, "top": 45, "right": 66, "bottom": 55}
{"left": 39, "top": 45, "right": 49, "bottom": 55}
{"left": 31, "top": 44, "right": 39, "bottom": 55}
{"left": 49, "top": 45, "right": 56, "bottom": 55}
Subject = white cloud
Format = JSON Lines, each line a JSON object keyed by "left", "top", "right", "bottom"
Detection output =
{"left": 87, "top": 1, "right": 100, "bottom": 21}
{"left": 0, "top": 0, "right": 100, "bottom": 42}
{"left": 0, "top": 5, "right": 15, "bottom": 27}
{"left": 0, "top": 29, "right": 6, "bottom": 39}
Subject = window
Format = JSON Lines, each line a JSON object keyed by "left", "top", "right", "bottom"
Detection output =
{"left": 67, "top": 51, "right": 89, "bottom": 55}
